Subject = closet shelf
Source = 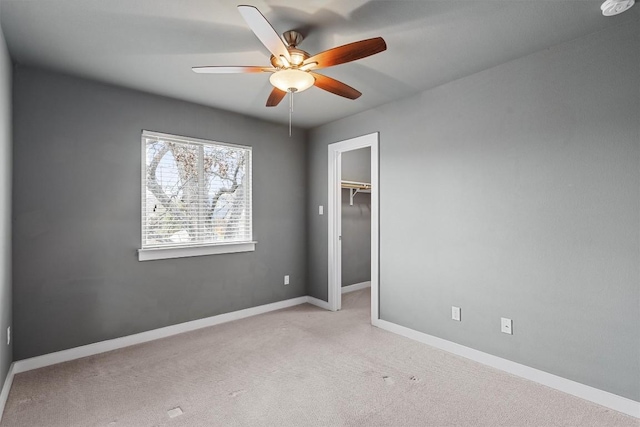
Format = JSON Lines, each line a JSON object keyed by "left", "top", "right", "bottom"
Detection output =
{"left": 341, "top": 180, "right": 371, "bottom": 205}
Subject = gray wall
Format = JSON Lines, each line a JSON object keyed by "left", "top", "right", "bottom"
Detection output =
{"left": 0, "top": 13, "right": 12, "bottom": 385}
{"left": 341, "top": 148, "right": 371, "bottom": 287}
{"left": 12, "top": 66, "right": 307, "bottom": 360}
{"left": 307, "top": 20, "right": 639, "bottom": 401}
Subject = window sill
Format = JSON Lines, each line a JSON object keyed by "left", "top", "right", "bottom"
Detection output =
{"left": 138, "top": 241, "right": 256, "bottom": 261}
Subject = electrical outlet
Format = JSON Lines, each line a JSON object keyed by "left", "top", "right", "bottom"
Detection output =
{"left": 451, "top": 306, "right": 461, "bottom": 321}
{"left": 318, "top": 205, "right": 324, "bottom": 215}
{"left": 501, "top": 317, "right": 512, "bottom": 334}
{"left": 284, "top": 275, "right": 290, "bottom": 285}
{"left": 7, "top": 326, "right": 10, "bottom": 345}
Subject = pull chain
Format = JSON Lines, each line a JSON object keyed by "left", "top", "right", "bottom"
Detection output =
{"left": 287, "top": 88, "right": 297, "bottom": 137}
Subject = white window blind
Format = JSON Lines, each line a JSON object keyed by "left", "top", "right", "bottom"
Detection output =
{"left": 141, "top": 131, "right": 252, "bottom": 252}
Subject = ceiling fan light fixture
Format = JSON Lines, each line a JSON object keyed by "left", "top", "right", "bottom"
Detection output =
{"left": 279, "top": 55, "right": 291, "bottom": 68}
{"left": 289, "top": 52, "right": 306, "bottom": 66}
{"left": 269, "top": 69, "right": 315, "bottom": 93}
{"left": 601, "top": 0, "right": 635, "bottom": 15}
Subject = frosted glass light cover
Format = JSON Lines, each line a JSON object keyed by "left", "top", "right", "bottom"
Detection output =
{"left": 269, "top": 69, "right": 315, "bottom": 92}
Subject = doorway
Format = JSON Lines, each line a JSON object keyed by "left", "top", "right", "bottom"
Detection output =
{"left": 327, "top": 132, "right": 379, "bottom": 324}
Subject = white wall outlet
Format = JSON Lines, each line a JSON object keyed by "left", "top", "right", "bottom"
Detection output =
{"left": 501, "top": 317, "right": 512, "bottom": 334}
{"left": 451, "top": 306, "right": 461, "bottom": 321}
{"left": 284, "top": 275, "right": 290, "bottom": 285}
{"left": 318, "top": 205, "right": 324, "bottom": 215}
{"left": 7, "top": 326, "right": 10, "bottom": 345}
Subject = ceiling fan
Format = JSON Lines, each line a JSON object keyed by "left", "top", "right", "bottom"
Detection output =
{"left": 192, "top": 5, "right": 387, "bottom": 131}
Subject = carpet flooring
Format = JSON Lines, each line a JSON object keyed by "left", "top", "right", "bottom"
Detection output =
{"left": 1, "top": 289, "right": 637, "bottom": 426}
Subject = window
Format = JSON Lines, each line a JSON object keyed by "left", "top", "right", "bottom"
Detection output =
{"left": 139, "top": 131, "right": 254, "bottom": 261}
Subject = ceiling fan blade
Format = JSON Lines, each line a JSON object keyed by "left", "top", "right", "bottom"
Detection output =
{"left": 238, "top": 5, "right": 291, "bottom": 62}
{"left": 311, "top": 73, "right": 361, "bottom": 100}
{"left": 192, "top": 66, "right": 275, "bottom": 74}
{"left": 266, "top": 87, "right": 287, "bottom": 107}
{"left": 303, "top": 37, "right": 386, "bottom": 70}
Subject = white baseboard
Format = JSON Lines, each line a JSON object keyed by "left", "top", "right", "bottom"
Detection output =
{"left": 307, "top": 296, "right": 331, "bottom": 310}
{"left": 14, "top": 296, "right": 309, "bottom": 374}
{"left": 0, "top": 362, "right": 15, "bottom": 422}
{"left": 342, "top": 281, "right": 371, "bottom": 294}
{"left": 372, "top": 318, "right": 640, "bottom": 418}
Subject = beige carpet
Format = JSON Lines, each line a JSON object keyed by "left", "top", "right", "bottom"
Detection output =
{"left": 1, "top": 289, "right": 637, "bottom": 426}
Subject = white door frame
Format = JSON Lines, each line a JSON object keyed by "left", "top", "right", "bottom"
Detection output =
{"left": 327, "top": 132, "right": 379, "bottom": 323}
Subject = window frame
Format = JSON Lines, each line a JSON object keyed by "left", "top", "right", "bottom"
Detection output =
{"left": 138, "top": 130, "right": 255, "bottom": 261}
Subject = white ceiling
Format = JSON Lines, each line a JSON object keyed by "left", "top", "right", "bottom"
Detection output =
{"left": 0, "top": 0, "right": 637, "bottom": 129}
